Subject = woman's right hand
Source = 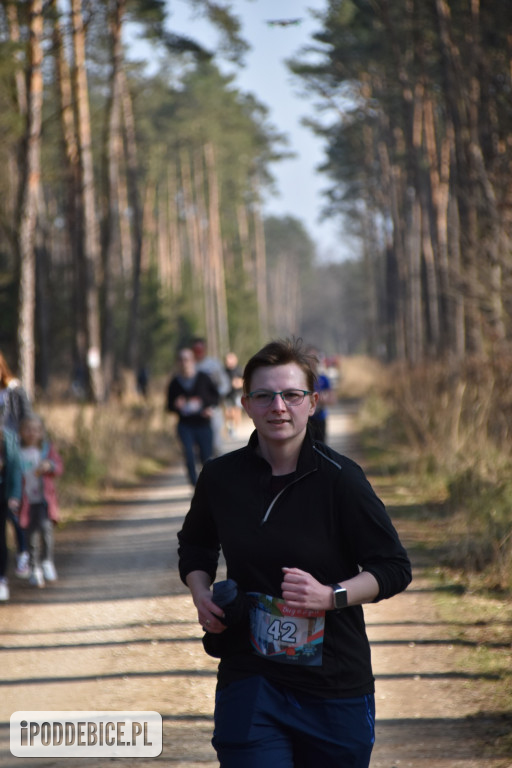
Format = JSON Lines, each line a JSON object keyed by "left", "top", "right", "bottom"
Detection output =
{"left": 186, "top": 571, "right": 226, "bottom": 633}
{"left": 194, "top": 590, "right": 226, "bottom": 633}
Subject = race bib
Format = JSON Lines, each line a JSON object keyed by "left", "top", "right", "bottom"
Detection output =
{"left": 248, "top": 593, "right": 325, "bottom": 666}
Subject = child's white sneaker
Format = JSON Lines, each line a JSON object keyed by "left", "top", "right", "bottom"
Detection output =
{"left": 15, "top": 551, "right": 30, "bottom": 578}
{"left": 0, "top": 578, "right": 9, "bottom": 601}
{"left": 42, "top": 560, "right": 57, "bottom": 582}
{"left": 29, "top": 567, "right": 45, "bottom": 588}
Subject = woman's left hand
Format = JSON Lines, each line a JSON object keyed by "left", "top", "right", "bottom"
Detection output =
{"left": 281, "top": 567, "right": 332, "bottom": 611}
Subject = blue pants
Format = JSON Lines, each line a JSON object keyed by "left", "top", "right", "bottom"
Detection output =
{"left": 177, "top": 421, "right": 213, "bottom": 485}
{"left": 7, "top": 507, "right": 27, "bottom": 554}
{"left": 212, "top": 676, "right": 375, "bottom": 768}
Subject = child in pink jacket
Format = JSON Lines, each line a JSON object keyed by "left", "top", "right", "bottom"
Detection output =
{"left": 19, "top": 415, "right": 63, "bottom": 588}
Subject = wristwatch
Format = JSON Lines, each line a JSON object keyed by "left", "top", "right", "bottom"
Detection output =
{"left": 330, "top": 584, "right": 348, "bottom": 610}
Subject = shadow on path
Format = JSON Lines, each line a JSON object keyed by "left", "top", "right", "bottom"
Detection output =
{"left": 0, "top": 405, "right": 509, "bottom": 767}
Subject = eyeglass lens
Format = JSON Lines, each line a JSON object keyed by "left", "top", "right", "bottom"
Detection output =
{"left": 250, "top": 390, "right": 308, "bottom": 406}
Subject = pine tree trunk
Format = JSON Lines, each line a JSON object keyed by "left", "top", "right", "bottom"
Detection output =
{"left": 435, "top": 0, "right": 484, "bottom": 355}
{"left": 205, "top": 142, "right": 229, "bottom": 356}
{"left": 167, "top": 166, "right": 182, "bottom": 294}
{"left": 193, "top": 150, "right": 216, "bottom": 350}
{"left": 5, "top": 0, "right": 27, "bottom": 226}
{"left": 17, "top": 0, "right": 44, "bottom": 399}
{"left": 253, "top": 193, "right": 268, "bottom": 340}
{"left": 71, "top": 0, "right": 104, "bottom": 401}
{"left": 51, "top": 0, "right": 87, "bottom": 387}
{"left": 103, "top": 0, "right": 125, "bottom": 396}
{"left": 120, "top": 68, "right": 143, "bottom": 371}
{"left": 423, "top": 93, "right": 452, "bottom": 354}
{"left": 236, "top": 203, "right": 252, "bottom": 284}
{"left": 180, "top": 149, "right": 203, "bottom": 320}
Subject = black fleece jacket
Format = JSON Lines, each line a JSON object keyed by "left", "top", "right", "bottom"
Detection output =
{"left": 166, "top": 371, "right": 219, "bottom": 427}
{"left": 177, "top": 428, "right": 412, "bottom": 699}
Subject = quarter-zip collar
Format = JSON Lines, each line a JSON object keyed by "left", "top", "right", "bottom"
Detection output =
{"left": 247, "top": 428, "right": 320, "bottom": 525}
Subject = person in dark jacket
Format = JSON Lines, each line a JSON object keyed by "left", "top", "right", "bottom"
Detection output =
{"left": 0, "top": 426, "right": 23, "bottom": 601}
{"left": 167, "top": 347, "right": 219, "bottom": 486}
{"left": 177, "top": 337, "right": 412, "bottom": 767}
{"left": 0, "top": 351, "right": 31, "bottom": 578}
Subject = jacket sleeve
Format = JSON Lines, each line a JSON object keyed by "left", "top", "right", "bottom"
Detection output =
{"left": 177, "top": 467, "right": 220, "bottom": 585}
{"left": 341, "top": 461, "right": 412, "bottom": 601}
{"left": 3, "top": 428, "right": 22, "bottom": 501}
{"left": 166, "top": 378, "right": 180, "bottom": 413}
{"left": 47, "top": 444, "right": 64, "bottom": 477}
{"left": 16, "top": 385, "right": 32, "bottom": 422}
{"left": 199, "top": 373, "right": 220, "bottom": 408}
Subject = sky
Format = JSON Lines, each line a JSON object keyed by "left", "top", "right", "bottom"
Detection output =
{"left": 132, "top": 0, "right": 350, "bottom": 262}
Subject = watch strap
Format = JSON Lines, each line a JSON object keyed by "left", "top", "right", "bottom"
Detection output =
{"left": 330, "top": 583, "right": 348, "bottom": 610}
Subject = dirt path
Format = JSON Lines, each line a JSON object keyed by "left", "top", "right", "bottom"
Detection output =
{"left": 0, "top": 405, "right": 509, "bottom": 767}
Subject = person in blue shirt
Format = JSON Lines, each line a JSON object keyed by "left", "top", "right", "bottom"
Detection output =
{"left": 307, "top": 346, "right": 335, "bottom": 443}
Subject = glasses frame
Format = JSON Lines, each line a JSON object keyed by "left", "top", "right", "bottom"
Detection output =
{"left": 246, "top": 389, "right": 314, "bottom": 407}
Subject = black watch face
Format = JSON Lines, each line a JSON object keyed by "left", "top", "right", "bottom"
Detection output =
{"left": 334, "top": 589, "right": 347, "bottom": 609}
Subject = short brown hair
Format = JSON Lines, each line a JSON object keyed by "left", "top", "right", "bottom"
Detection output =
{"left": 0, "top": 351, "right": 15, "bottom": 388}
{"left": 243, "top": 338, "right": 317, "bottom": 394}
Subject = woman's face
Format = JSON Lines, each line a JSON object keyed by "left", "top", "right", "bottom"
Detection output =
{"left": 242, "top": 363, "right": 318, "bottom": 445}
{"left": 177, "top": 349, "right": 196, "bottom": 378}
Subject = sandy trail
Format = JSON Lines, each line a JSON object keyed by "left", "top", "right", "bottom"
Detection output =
{"left": 0, "top": 406, "right": 507, "bottom": 767}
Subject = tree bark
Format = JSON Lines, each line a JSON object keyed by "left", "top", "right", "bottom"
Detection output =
{"left": 205, "top": 142, "right": 229, "bottom": 356}
{"left": 103, "top": 0, "right": 125, "bottom": 396}
{"left": 17, "top": 0, "right": 44, "bottom": 399}
{"left": 51, "top": 0, "right": 87, "bottom": 388}
{"left": 5, "top": 0, "right": 27, "bottom": 230}
{"left": 119, "top": 67, "right": 143, "bottom": 371}
{"left": 71, "top": 0, "right": 105, "bottom": 401}
{"left": 180, "top": 148, "right": 203, "bottom": 320}
{"left": 252, "top": 189, "right": 268, "bottom": 341}
{"left": 167, "top": 166, "right": 182, "bottom": 294}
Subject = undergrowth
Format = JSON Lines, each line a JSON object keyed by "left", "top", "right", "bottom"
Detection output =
{"left": 36, "top": 396, "right": 179, "bottom": 522}
{"left": 344, "top": 357, "right": 512, "bottom": 760}
{"left": 352, "top": 356, "right": 512, "bottom": 596}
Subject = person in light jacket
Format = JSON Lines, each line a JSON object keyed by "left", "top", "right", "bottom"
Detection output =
{"left": 19, "top": 415, "right": 63, "bottom": 588}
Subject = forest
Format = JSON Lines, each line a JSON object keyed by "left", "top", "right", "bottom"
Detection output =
{"left": 292, "top": 0, "right": 512, "bottom": 365}
{"left": 2, "top": 0, "right": 512, "bottom": 397}
{"left": 1, "top": 2, "right": 511, "bottom": 746}
{"left": 2, "top": 0, "right": 512, "bottom": 583}
{"left": 0, "top": 0, "right": 354, "bottom": 402}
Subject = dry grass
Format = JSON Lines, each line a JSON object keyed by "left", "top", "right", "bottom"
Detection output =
{"left": 337, "top": 355, "right": 389, "bottom": 399}
{"left": 353, "top": 355, "right": 512, "bottom": 595}
{"left": 33, "top": 393, "right": 179, "bottom": 523}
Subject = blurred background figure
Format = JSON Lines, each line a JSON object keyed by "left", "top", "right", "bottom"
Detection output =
{"left": 0, "top": 351, "right": 31, "bottom": 578}
{"left": 223, "top": 352, "right": 244, "bottom": 437}
{"left": 307, "top": 346, "right": 336, "bottom": 443}
{"left": 19, "top": 414, "right": 63, "bottom": 588}
{"left": 166, "top": 348, "right": 219, "bottom": 486}
{"left": 136, "top": 365, "right": 149, "bottom": 399}
{"left": 0, "top": 351, "right": 32, "bottom": 433}
{"left": 0, "top": 425, "right": 22, "bottom": 601}
{"left": 192, "top": 338, "right": 231, "bottom": 455}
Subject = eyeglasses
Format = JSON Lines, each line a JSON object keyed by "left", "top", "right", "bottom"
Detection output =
{"left": 246, "top": 389, "right": 313, "bottom": 407}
